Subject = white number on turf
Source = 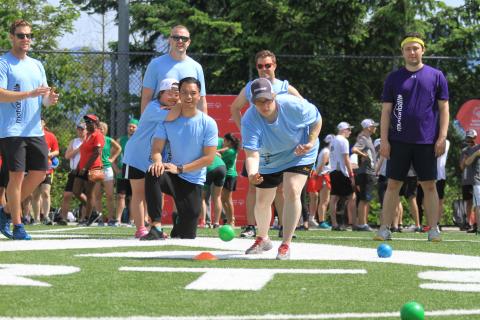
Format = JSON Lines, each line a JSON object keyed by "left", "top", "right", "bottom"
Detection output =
{"left": 0, "top": 264, "right": 80, "bottom": 287}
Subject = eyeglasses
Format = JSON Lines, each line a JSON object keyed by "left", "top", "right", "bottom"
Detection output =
{"left": 257, "top": 63, "right": 273, "bottom": 70}
{"left": 170, "top": 35, "right": 190, "bottom": 42}
{"left": 15, "top": 33, "right": 33, "bottom": 40}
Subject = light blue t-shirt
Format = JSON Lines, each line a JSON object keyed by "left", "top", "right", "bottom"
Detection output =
{"left": 153, "top": 111, "right": 218, "bottom": 185}
{"left": 241, "top": 94, "right": 321, "bottom": 174}
{"left": 123, "top": 100, "right": 169, "bottom": 172}
{"left": 0, "top": 52, "right": 47, "bottom": 138}
{"left": 245, "top": 78, "right": 289, "bottom": 104}
{"left": 143, "top": 54, "right": 206, "bottom": 99}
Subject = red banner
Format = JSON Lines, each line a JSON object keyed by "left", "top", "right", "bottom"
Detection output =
{"left": 162, "top": 95, "right": 249, "bottom": 226}
{"left": 456, "top": 99, "right": 480, "bottom": 144}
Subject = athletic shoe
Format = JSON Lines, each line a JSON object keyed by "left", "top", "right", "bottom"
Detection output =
{"left": 276, "top": 243, "right": 290, "bottom": 260}
{"left": 355, "top": 224, "right": 373, "bottom": 232}
{"left": 331, "top": 225, "right": 347, "bottom": 231}
{"left": 212, "top": 223, "right": 220, "bottom": 229}
{"left": 467, "top": 227, "right": 478, "bottom": 234}
{"left": 107, "top": 220, "right": 118, "bottom": 227}
{"left": 56, "top": 218, "right": 68, "bottom": 226}
{"left": 390, "top": 226, "right": 402, "bottom": 233}
{"left": 12, "top": 224, "right": 31, "bottom": 240}
{"left": 0, "top": 207, "right": 12, "bottom": 239}
{"left": 86, "top": 211, "right": 102, "bottom": 226}
{"left": 318, "top": 221, "right": 331, "bottom": 229}
{"left": 77, "top": 219, "right": 88, "bottom": 226}
{"left": 43, "top": 217, "right": 53, "bottom": 226}
{"left": 308, "top": 217, "right": 319, "bottom": 228}
{"left": 245, "top": 237, "right": 273, "bottom": 254}
{"left": 134, "top": 227, "right": 148, "bottom": 239}
{"left": 373, "top": 228, "right": 392, "bottom": 241}
{"left": 140, "top": 227, "right": 168, "bottom": 241}
{"left": 240, "top": 225, "right": 256, "bottom": 238}
{"left": 422, "top": 225, "right": 431, "bottom": 233}
{"left": 428, "top": 227, "right": 442, "bottom": 242}
{"left": 97, "top": 220, "right": 105, "bottom": 226}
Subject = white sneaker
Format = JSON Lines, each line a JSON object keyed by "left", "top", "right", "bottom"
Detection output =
{"left": 308, "top": 217, "right": 319, "bottom": 228}
{"left": 428, "top": 227, "right": 441, "bottom": 242}
{"left": 373, "top": 228, "right": 392, "bottom": 241}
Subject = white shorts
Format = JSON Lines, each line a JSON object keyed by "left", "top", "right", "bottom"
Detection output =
{"left": 473, "top": 185, "right": 480, "bottom": 208}
{"left": 103, "top": 166, "right": 114, "bottom": 182}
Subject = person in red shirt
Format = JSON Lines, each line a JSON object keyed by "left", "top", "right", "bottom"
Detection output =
{"left": 31, "top": 118, "right": 59, "bottom": 224}
{"left": 73, "top": 114, "right": 105, "bottom": 226}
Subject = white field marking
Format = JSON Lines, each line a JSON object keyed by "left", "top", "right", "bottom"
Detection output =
{"left": 0, "top": 264, "right": 80, "bottom": 287}
{"left": 28, "top": 234, "right": 90, "bottom": 239}
{"left": 419, "top": 270, "right": 480, "bottom": 283}
{"left": 28, "top": 227, "right": 88, "bottom": 233}
{"left": 420, "top": 282, "right": 480, "bottom": 292}
{"left": 309, "top": 235, "right": 480, "bottom": 243}
{"left": 120, "top": 267, "right": 366, "bottom": 291}
{"left": 3, "top": 237, "right": 480, "bottom": 269}
{"left": 2, "top": 309, "right": 480, "bottom": 319}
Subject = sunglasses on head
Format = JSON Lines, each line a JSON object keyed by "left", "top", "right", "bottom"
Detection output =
{"left": 15, "top": 33, "right": 33, "bottom": 40}
{"left": 257, "top": 63, "right": 273, "bottom": 70}
{"left": 170, "top": 35, "right": 190, "bottom": 42}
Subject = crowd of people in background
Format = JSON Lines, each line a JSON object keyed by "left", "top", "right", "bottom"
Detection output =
{"left": 1, "top": 19, "right": 478, "bottom": 259}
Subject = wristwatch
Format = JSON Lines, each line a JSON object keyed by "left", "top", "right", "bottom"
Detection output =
{"left": 177, "top": 165, "right": 184, "bottom": 174}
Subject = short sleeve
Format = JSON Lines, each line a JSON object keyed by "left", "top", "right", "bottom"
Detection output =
{"left": 0, "top": 59, "right": 8, "bottom": 89}
{"left": 153, "top": 122, "right": 167, "bottom": 140}
{"left": 142, "top": 60, "right": 157, "bottom": 90}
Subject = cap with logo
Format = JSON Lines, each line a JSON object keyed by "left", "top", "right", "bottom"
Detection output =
{"left": 361, "top": 119, "right": 379, "bottom": 128}
{"left": 159, "top": 78, "right": 179, "bottom": 91}
{"left": 337, "top": 121, "right": 354, "bottom": 131}
{"left": 250, "top": 78, "right": 274, "bottom": 102}
{"left": 466, "top": 129, "right": 478, "bottom": 138}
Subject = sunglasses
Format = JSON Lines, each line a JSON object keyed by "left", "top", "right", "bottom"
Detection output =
{"left": 257, "top": 63, "right": 273, "bottom": 70}
{"left": 170, "top": 35, "right": 190, "bottom": 42}
{"left": 15, "top": 33, "right": 33, "bottom": 40}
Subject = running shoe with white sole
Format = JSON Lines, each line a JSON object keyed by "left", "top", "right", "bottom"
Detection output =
{"left": 373, "top": 228, "right": 392, "bottom": 241}
{"left": 276, "top": 243, "right": 290, "bottom": 260}
{"left": 245, "top": 237, "right": 273, "bottom": 254}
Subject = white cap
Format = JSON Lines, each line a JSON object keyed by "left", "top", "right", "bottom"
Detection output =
{"left": 466, "top": 129, "right": 478, "bottom": 138}
{"left": 159, "top": 78, "right": 179, "bottom": 91}
{"left": 361, "top": 119, "right": 379, "bottom": 128}
{"left": 337, "top": 121, "right": 354, "bottom": 131}
{"left": 374, "top": 138, "right": 381, "bottom": 148}
{"left": 324, "top": 134, "right": 335, "bottom": 144}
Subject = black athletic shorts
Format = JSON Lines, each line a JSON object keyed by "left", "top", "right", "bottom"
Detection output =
{"left": 0, "top": 136, "right": 48, "bottom": 172}
{"left": 355, "top": 173, "right": 376, "bottom": 202}
{"left": 330, "top": 170, "right": 354, "bottom": 197}
{"left": 223, "top": 176, "right": 237, "bottom": 191}
{"left": 0, "top": 159, "right": 8, "bottom": 188}
{"left": 462, "top": 184, "right": 473, "bottom": 201}
{"left": 386, "top": 140, "right": 436, "bottom": 181}
{"left": 241, "top": 162, "right": 248, "bottom": 178}
{"left": 399, "top": 176, "right": 418, "bottom": 198}
{"left": 436, "top": 179, "right": 446, "bottom": 200}
{"left": 123, "top": 164, "right": 145, "bottom": 180}
{"left": 205, "top": 166, "right": 226, "bottom": 187}
{"left": 64, "top": 170, "right": 76, "bottom": 192}
{"left": 256, "top": 164, "right": 313, "bottom": 189}
{"left": 377, "top": 175, "right": 387, "bottom": 207}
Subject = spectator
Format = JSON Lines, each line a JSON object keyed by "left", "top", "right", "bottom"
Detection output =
{"left": 220, "top": 133, "right": 240, "bottom": 227}
{"left": 459, "top": 129, "right": 477, "bottom": 232}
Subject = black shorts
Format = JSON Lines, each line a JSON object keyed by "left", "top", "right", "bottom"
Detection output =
{"left": 355, "top": 173, "right": 376, "bottom": 201}
{"left": 387, "top": 141, "right": 436, "bottom": 181}
{"left": 116, "top": 178, "right": 132, "bottom": 196}
{"left": 241, "top": 162, "right": 248, "bottom": 178}
{"left": 256, "top": 164, "right": 313, "bottom": 189}
{"left": 399, "top": 176, "right": 418, "bottom": 198}
{"left": 462, "top": 185, "right": 473, "bottom": 201}
{"left": 377, "top": 175, "right": 387, "bottom": 207}
{"left": 205, "top": 166, "right": 226, "bottom": 187}
{"left": 123, "top": 164, "right": 145, "bottom": 180}
{"left": 64, "top": 171, "right": 76, "bottom": 192}
{"left": 330, "top": 170, "right": 354, "bottom": 196}
{"left": 0, "top": 136, "right": 48, "bottom": 172}
{"left": 223, "top": 176, "right": 237, "bottom": 191}
{"left": 436, "top": 179, "right": 446, "bottom": 200}
{"left": 40, "top": 173, "right": 52, "bottom": 185}
{"left": 0, "top": 160, "right": 8, "bottom": 188}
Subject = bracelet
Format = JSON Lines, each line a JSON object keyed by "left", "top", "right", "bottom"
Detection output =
{"left": 177, "top": 165, "right": 184, "bottom": 174}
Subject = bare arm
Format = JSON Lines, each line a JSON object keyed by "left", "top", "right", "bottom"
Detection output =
{"left": 230, "top": 87, "right": 248, "bottom": 130}
{"left": 140, "top": 87, "right": 154, "bottom": 114}
{"left": 379, "top": 102, "right": 392, "bottom": 159}
{"left": 65, "top": 140, "right": 81, "bottom": 160}
{"left": 315, "top": 150, "right": 329, "bottom": 174}
{"left": 287, "top": 84, "right": 303, "bottom": 99}
{"left": 295, "top": 118, "right": 322, "bottom": 156}
{"left": 0, "top": 87, "right": 50, "bottom": 103}
{"left": 109, "top": 138, "right": 122, "bottom": 163}
{"left": 165, "top": 103, "right": 182, "bottom": 121}
{"left": 375, "top": 156, "right": 385, "bottom": 176}
{"left": 245, "top": 149, "right": 263, "bottom": 185}
{"left": 435, "top": 100, "right": 449, "bottom": 157}
{"left": 198, "top": 96, "right": 208, "bottom": 114}
{"left": 465, "top": 149, "right": 480, "bottom": 166}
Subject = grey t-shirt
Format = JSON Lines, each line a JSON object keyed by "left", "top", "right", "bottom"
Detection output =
{"left": 354, "top": 133, "right": 376, "bottom": 175}
{"left": 461, "top": 145, "right": 480, "bottom": 185}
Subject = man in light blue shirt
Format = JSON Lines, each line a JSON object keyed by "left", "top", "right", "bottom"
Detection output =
{"left": 0, "top": 19, "right": 59, "bottom": 240}
{"left": 140, "top": 25, "right": 207, "bottom": 114}
{"left": 145, "top": 77, "right": 218, "bottom": 239}
{"left": 242, "top": 78, "right": 322, "bottom": 260}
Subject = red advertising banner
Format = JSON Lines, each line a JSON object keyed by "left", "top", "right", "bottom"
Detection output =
{"left": 456, "top": 99, "right": 480, "bottom": 144}
{"left": 162, "top": 95, "right": 249, "bottom": 226}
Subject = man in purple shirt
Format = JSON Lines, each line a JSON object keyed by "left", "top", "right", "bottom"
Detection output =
{"left": 374, "top": 32, "right": 449, "bottom": 242}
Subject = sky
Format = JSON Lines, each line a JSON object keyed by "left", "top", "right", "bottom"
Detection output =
{"left": 51, "top": 0, "right": 465, "bottom": 50}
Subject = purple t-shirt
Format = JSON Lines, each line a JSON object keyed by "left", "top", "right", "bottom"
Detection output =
{"left": 381, "top": 64, "right": 449, "bottom": 144}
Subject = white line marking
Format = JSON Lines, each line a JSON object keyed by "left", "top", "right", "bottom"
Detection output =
{"left": 420, "top": 282, "right": 480, "bottom": 292}
{"left": 0, "top": 264, "right": 80, "bottom": 287}
{"left": 419, "top": 270, "right": 480, "bottom": 283}
{"left": 1, "top": 309, "right": 480, "bottom": 319}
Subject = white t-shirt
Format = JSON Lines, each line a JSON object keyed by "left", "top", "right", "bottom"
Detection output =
{"left": 315, "top": 147, "right": 331, "bottom": 174}
{"left": 437, "top": 139, "right": 450, "bottom": 180}
{"left": 69, "top": 138, "right": 83, "bottom": 170}
{"left": 329, "top": 134, "right": 350, "bottom": 177}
